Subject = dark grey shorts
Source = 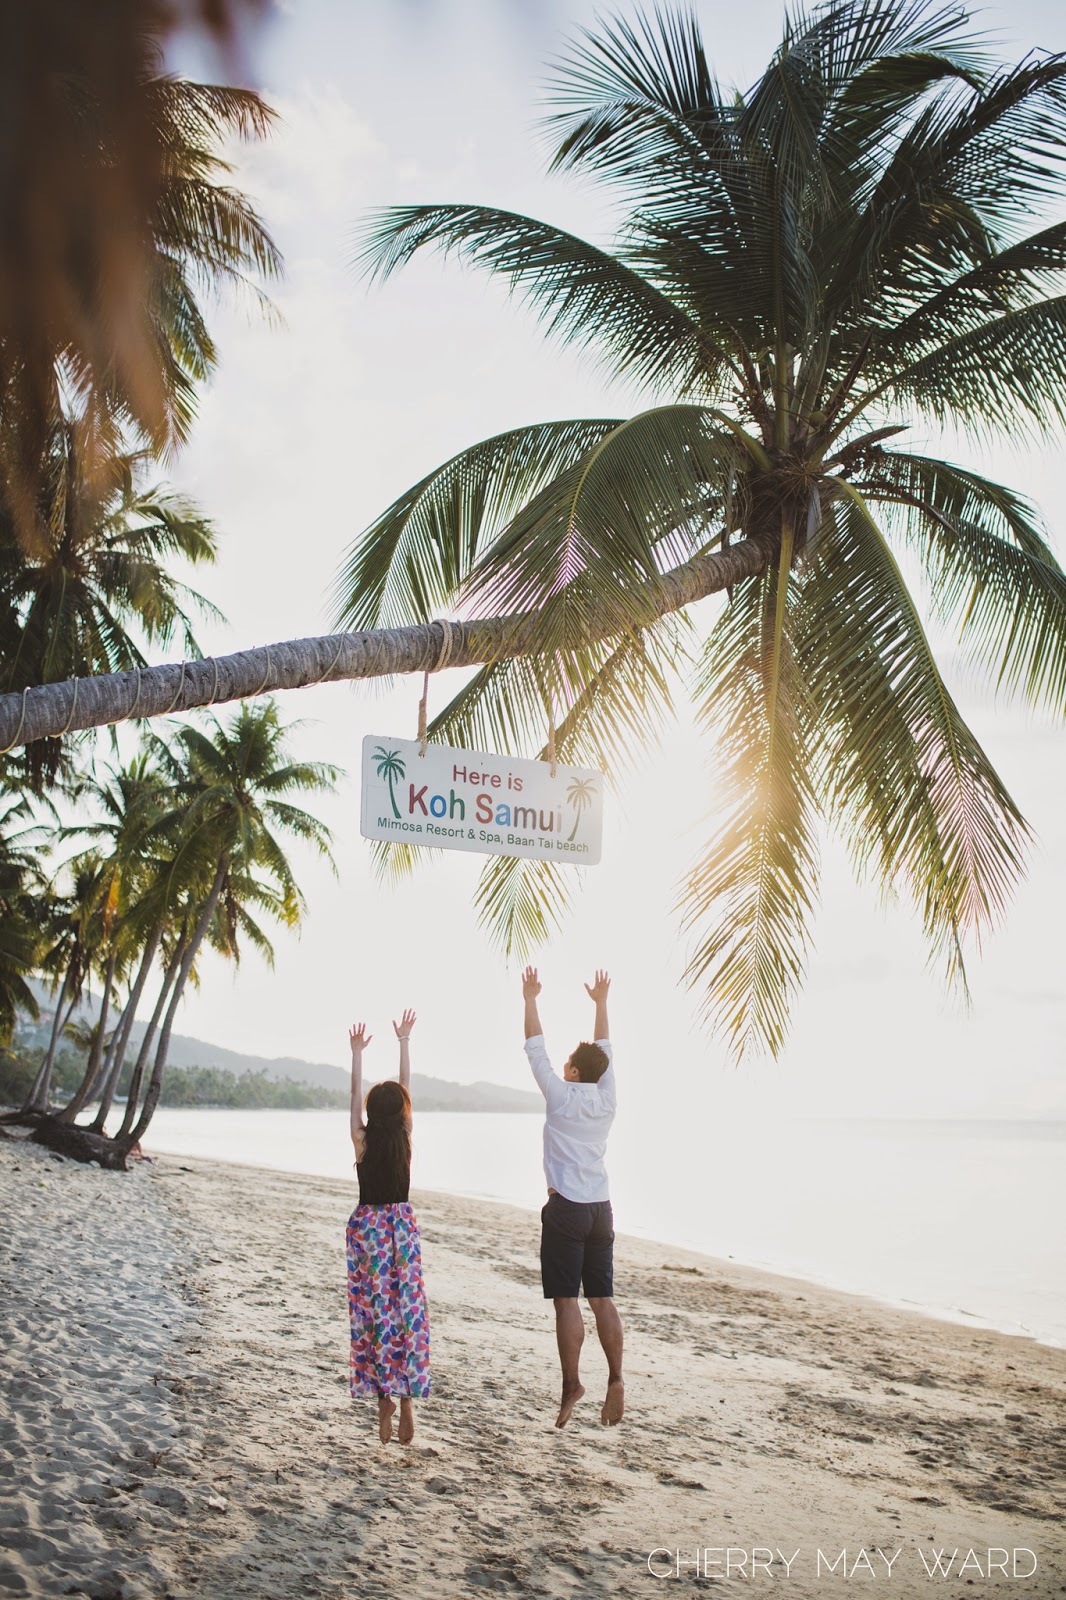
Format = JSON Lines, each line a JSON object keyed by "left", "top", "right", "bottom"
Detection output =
{"left": 539, "top": 1191, "right": 615, "bottom": 1299}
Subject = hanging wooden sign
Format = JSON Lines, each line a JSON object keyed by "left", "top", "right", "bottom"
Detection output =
{"left": 360, "top": 735, "right": 603, "bottom": 864}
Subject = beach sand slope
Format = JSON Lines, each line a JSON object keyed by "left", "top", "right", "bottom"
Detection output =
{"left": 1, "top": 1138, "right": 1063, "bottom": 1598}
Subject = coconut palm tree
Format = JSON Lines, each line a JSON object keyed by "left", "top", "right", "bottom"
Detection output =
{"left": 0, "top": 6, "right": 280, "bottom": 549}
{"left": 4, "top": 1, "right": 1066, "bottom": 1060}
{"left": 338, "top": 0, "right": 1066, "bottom": 1056}
{"left": 20, "top": 858, "right": 105, "bottom": 1113}
{"left": 0, "top": 886, "right": 40, "bottom": 1047}
{"left": 0, "top": 418, "right": 221, "bottom": 788}
{"left": 50, "top": 754, "right": 172, "bottom": 1124}
{"left": 0, "top": 796, "right": 46, "bottom": 1044}
{"left": 115, "top": 699, "right": 337, "bottom": 1149}
{"left": 24, "top": 701, "right": 336, "bottom": 1159}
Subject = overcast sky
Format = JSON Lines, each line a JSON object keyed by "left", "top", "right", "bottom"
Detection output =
{"left": 148, "top": 0, "right": 1066, "bottom": 1122}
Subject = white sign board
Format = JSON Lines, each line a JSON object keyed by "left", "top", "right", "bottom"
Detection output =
{"left": 360, "top": 736, "right": 603, "bottom": 864}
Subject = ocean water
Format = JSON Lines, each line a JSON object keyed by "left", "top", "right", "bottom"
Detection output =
{"left": 141, "top": 1107, "right": 1066, "bottom": 1347}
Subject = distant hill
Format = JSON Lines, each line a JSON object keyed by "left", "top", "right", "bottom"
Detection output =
{"left": 127, "top": 1030, "right": 540, "bottom": 1112}
{"left": 17, "top": 985, "right": 540, "bottom": 1114}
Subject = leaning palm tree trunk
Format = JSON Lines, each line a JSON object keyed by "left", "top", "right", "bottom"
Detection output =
{"left": 20, "top": 981, "right": 69, "bottom": 1113}
{"left": 0, "top": 537, "right": 771, "bottom": 749}
{"left": 87, "top": 1000, "right": 133, "bottom": 1132}
{"left": 88, "top": 927, "right": 163, "bottom": 1134}
{"left": 116, "top": 939, "right": 185, "bottom": 1138}
{"left": 122, "top": 861, "right": 228, "bottom": 1148}
{"left": 57, "top": 949, "right": 117, "bottom": 1122}
{"left": 21, "top": 974, "right": 78, "bottom": 1113}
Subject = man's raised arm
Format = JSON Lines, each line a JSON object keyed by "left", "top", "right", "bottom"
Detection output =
{"left": 523, "top": 966, "right": 566, "bottom": 1111}
{"left": 523, "top": 965, "right": 544, "bottom": 1039}
{"left": 585, "top": 969, "right": 610, "bottom": 1042}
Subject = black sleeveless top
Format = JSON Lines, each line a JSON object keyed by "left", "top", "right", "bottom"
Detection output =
{"left": 356, "top": 1156, "right": 411, "bottom": 1206}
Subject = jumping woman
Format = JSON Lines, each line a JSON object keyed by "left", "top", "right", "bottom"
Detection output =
{"left": 346, "top": 1010, "right": 431, "bottom": 1444}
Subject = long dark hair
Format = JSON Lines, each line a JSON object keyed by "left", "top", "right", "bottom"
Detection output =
{"left": 358, "top": 1080, "right": 412, "bottom": 1194}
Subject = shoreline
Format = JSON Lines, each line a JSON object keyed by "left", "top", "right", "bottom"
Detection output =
{"left": 612, "top": 1216, "right": 1062, "bottom": 1354}
{"left": 2, "top": 1135, "right": 1064, "bottom": 1599}
{"left": 138, "top": 1112, "right": 1064, "bottom": 1351}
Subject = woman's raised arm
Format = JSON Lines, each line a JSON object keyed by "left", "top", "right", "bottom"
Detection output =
{"left": 393, "top": 1010, "right": 416, "bottom": 1097}
{"left": 349, "top": 1022, "right": 372, "bottom": 1152}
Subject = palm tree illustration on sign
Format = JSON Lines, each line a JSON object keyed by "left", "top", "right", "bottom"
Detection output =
{"left": 565, "top": 777, "right": 597, "bottom": 843}
{"left": 373, "top": 746, "right": 406, "bottom": 820}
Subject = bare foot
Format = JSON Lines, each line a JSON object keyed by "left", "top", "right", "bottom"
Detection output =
{"left": 555, "top": 1383, "right": 585, "bottom": 1429}
{"left": 601, "top": 1379, "right": 624, "bottom": 1426}
{"left": 398, "top": 1399, "right": 415, "bottom": 1445}
{"left": 378, "top": 1396, "right": 395, "bottom": 1443}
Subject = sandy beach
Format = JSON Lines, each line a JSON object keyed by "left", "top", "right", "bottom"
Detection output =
{"left": 1, "top": 1133, "right": 1063, "bottom": 1599}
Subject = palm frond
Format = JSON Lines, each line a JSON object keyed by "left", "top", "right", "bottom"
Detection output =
{"left": 547, "top": 617, "right": 687, "bottom": 777}
{"left": 441, "top": 621, "right": 685, "bottom": 954}
{"left": 474, "top": 853, "right": 575, "bottom": 960}
{"left": 860, "top": 450, "right": 1066, "bottom": 709}
{"left": 428, "top": 617, "right": 685, "bottom": 777}
{"left": 462, "top": 407, "right": 750, "bottom": 649}
{"left": 332, "top": 419, "right": 623, "bottom": 631}
{"left": 148, "top": 80, "right": 278, "bottom": 153}
{"left": 367, "top": 838, "right": 440, "bottom": 883}
{"left": 802, "top": 486, "right": 1030, "bottom": 980}
{"left": 882, "top": 220, "right": 1066, "bottom": 353}
{"left": 151, "top": 254, "right": 217, "bottom": 379}
{"left": 826, "top": 53, "right": 1066, "bottom": 324}
{"left": 543, "top": 9, "right": 733, "bottom": 202}
{"left": 355, "top": 203, "right": 710, "bottom": 394}
{"left": 155, "top": 177, "right": 283, "bottom": 285}
{"left": 813, "top": 0, "right": 989, "bottom": 164}
{"left": 681, "top": 556, "right": 819, "bottom": 1059}
{"left": 881, "top": 296, "right": 1066, "bottom": 438}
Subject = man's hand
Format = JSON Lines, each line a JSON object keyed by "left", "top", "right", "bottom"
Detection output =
{"left": 522, "top": 966, "right": 543, "bottom": 1040}
{"left": 392, "top": 1009, "right": 417, "bottom": 1040}
{"left": 349, "top": 1022, "right": 372, "bottom": 1052}
{"left": 585, "top": 970, "right": 610, "bottom": 1043}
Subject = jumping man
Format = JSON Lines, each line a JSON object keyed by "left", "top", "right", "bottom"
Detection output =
{"left": 521, "top": 965, "right": 624, "bottom": 1429}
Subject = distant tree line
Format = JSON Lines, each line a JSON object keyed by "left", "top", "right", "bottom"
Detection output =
{"left": 0, "top": 1046, "right": 347, "bottom": 1111}
{"left": 154, "top": 1066, "right": 348, "bottom": 1109}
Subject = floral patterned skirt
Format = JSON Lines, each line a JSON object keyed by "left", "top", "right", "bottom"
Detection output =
{"left": 346, "top": 1202, "right": 431, "bottom": 1398}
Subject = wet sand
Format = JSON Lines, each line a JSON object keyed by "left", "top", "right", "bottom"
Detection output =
{"left": 1, "top": 1133, "right": 1063, "bottom": 1598}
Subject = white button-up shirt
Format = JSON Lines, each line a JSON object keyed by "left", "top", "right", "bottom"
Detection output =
{"left": 524, "top": 1034, "right": 616, "bottom": 1203}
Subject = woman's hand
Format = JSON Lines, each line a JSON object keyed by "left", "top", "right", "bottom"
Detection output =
{"left": 350, "top": 1024, "right": 370, "bottom": 1144}
{"left": 392, "top": 1009, "right": 417, "bottom": 1040}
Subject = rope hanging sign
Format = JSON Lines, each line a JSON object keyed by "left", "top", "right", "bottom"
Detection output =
{"left": 360, "top": 735, "right": 603, "bottom": 865}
